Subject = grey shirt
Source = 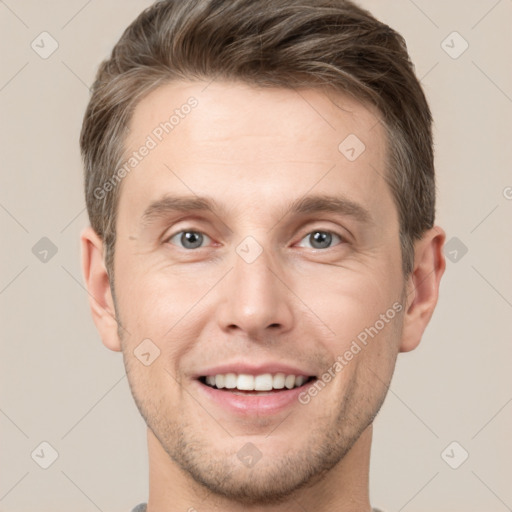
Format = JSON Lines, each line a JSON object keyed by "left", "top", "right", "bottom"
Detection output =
{"left": 131, "top": 505, "right": 385, "bottom": 511}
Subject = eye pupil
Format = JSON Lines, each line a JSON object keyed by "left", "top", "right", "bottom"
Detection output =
{"left": 181, "top": 231, "right": 203, "bottom": 249}
{"left": 310, "top": 231, "right": 332, "bottom": 249}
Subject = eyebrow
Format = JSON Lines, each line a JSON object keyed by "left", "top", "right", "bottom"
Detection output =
{"left": 141, "top": 193, "right": 372, "bottom": 227}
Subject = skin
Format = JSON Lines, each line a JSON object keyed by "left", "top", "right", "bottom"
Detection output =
{"left": 81, "top": 81, "right": 445, "bottom": 512}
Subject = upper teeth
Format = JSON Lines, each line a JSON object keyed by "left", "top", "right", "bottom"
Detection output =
{"left": 205, "top": 373, "right": 308, "bottom": 391}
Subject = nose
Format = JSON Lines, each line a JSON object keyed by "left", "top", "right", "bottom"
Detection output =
{"left": 215, "top": 243, "right": 294, "bottom": 340}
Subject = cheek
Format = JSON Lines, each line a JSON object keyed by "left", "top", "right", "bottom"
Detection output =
{"left": 114, "top": 260, "right": 219, "bottom": 376}
{"left": 114, "top": 257, "right": 195, "bottom": 331}
{"left": 298, "top": 262, "right": 401, "bottom": 344}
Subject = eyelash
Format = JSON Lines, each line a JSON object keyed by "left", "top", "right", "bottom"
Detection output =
{"left": 165, "top": 227, "right": 346, "bottom": 251}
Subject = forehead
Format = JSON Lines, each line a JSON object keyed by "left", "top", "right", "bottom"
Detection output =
{"left": 119, "top": 80, "right": 393, "bottom": 225}
{"left": 124, "top": 80, "right": 385, "bottom": 160}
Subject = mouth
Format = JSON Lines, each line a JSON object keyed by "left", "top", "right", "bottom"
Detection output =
{"left": 193, "top": 363, "right": 319, "bottom": 415}
{"left": 198, "top": 373, "right": 317, "bottom": 395}
{"left": 197, "top": 372, "right": 317, "bottom": 416}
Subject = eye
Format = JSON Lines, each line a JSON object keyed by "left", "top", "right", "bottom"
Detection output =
{"left": 296, "top": 230, "right": 344, "bottom": 250}
{"left": 166, "top": 230, "right": 211, "bottom": 250}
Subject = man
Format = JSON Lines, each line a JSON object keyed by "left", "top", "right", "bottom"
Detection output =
{"left": 80, "top": 0, "right": 445, "bottom": 510}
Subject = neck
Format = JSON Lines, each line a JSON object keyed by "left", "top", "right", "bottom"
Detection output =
{"left": 146, "top": 425, "right": 373, "bottom": 512}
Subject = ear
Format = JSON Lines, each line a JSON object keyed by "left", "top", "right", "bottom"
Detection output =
{"left": 399, "top": 226, "right": 446, "bottom": 353}
{"left": 80, "top": 226, "right": 122, "bottom": 352}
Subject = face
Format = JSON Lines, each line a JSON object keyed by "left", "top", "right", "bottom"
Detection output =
{"left": 112, "top": 81, "right": 406, "bottom": 503}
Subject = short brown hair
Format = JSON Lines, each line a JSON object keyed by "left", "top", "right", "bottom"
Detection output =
{"left": 80, "top": 0, "right": 435, "bottom": 278}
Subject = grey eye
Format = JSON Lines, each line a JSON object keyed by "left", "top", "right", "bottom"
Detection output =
{"left": 298, "top": 230, "right": 342, "bottom": 249}
{"left": 168, "top": 230, "right": 210, "bottom": 249}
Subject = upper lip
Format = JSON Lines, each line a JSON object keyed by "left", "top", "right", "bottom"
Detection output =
{"left": 193, "top": 362, "right": 317, "bottom": 379}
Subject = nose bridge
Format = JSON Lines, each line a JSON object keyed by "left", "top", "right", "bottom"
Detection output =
{"left": 216, "top": 236, "right": 293, "bottom": 337}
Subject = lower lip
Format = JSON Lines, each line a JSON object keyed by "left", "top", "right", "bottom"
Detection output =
{"left": 194, "top": 380, "right": 315, "bottom": 416}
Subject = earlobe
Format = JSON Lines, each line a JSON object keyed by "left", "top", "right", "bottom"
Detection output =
{"left": 399, "top": 226, "right": 446, "bottom": 353}
{"left": 80, "top": 226, "right": 122, "bottom": 352}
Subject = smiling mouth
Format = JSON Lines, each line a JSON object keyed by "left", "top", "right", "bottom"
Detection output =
{"left": 198, "top": 373, "right": 316, "bottom": 395}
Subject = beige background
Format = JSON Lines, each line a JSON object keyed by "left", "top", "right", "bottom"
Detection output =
{"left": 1, "top": 1, "right": 511, "bottom": 511}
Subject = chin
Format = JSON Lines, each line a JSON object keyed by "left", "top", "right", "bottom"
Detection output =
{"left": 181, "top": 458, "right": 326, "bottom": 505}
{"left": 159, "top": 424, "right": 357, "bottom": 506}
